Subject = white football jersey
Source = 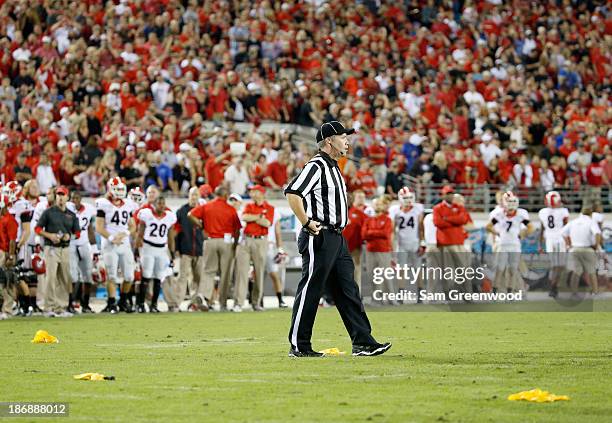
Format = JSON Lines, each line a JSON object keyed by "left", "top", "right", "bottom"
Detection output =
{"left": 538, "top": 207, "right": 569, "bottom": 238}
{"left": 423, "top": 213, "right": 437, "bottom": 245}
{"left": 491, "top": 208, "right": 530, "bottom": 247}
{"left": 9, "top": 198, "right": 33, "bottom": 240}
{"left": 67, "top": 202, "right": 96, "bottom": 246}
{"left": 267, "top": 208, "right": 282, "bottom": 244}
{"left": 96, "top": 197, "right": 133, "bottom": 242}
{"left": 124, "top": 198, "right": 141, "bottom": 217}
{"left": 27, "top": 197, "right": 48, "bottom": 245}
{"left": 488, "top": 205, "right": 504, "bottom": 222}
{"left": 394, "top": 203, "right": 424, "bottom": 247}
{"left": 591, "top": 212, "right": 604, "bottom": 245}
{"left": 137, "top": 207, "right": 177, "bottom": 246}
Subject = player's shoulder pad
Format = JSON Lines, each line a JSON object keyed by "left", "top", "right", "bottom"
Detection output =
{"left": 537, "top": 207, "right": 547, "bottom": 218}
{"left": 518, "top": 208, "right": 529, "bottom": 219}
{"left": 138, "top": 207, "right": 153, "bottom": 221}
{"left": 95, "top": 197, "right": 111, "bottom": 209}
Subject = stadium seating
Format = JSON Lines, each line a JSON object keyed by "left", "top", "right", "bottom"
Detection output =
{"left": 0, "top": 0, "right": 609, "bottom": 205}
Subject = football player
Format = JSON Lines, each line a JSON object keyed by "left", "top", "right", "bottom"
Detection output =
{"left": 538, "top": 191, "right": 569, "bottom": 297}
{"left": 486, "top": 192, "right": 534, "bottom": 294}
{"left": 21, "top": 180, "right": 46, "bottom": 312}
{"left": 392, "top": 187, "right": 425, "bottom": 301}
{"left": 95, "top": 177, "right": 136, "bottom": 313}
{"left": 266, "top": 207, "right": 287, "bottom": 308}
{"left": 124, "top": 186, "right": 146, "bottom": 308}
{"left": 134, "top": 196, "right": 177, "bottom": 313}
{"left": 67, "top": 191, "right": 97, "bottom": 313}
{"left": 3, "top": 181, "right": 34, "bottom": 314}
{"left": 0, "top": 190, "right": 20, "bottom": 318}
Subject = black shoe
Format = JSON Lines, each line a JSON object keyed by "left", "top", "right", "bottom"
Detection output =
{"left": 279, "top": 299, "right": 288, "bottom": 309}
{"left": 66, "top": 305, "right": 77, "bottom": 314}
{"left": 101, "top": 304, "right": 118, "bottom": 314}
{"left": 118, "top": 300, "right": 134, "bottom": 313}
{"left": 32, "top": 304, "right": 43, "bottom": 313}
{"left": 137, "top": 304, "right": 146, "bottom": 313}
{"left": 149, "top": 304, "right": 160, "bottom": 313}
{"left": 81, "top": 305, "right": 95, "bottom": 314}
{"left": 548, "top": 286, "right": 558, "bottom": 298}
{"left": 352, "top": 342, "right": 392, "bottom": 357}
{"left": 288, "top": 347, "right": 324, "bottom": 358}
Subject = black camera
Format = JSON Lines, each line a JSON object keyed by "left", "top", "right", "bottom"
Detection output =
{"left": 0, "top": 260, "right": 37, "bottom": 286}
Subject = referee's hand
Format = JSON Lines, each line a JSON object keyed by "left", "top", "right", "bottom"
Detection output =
{"left": 306, "top": 220, "right": 322, "bottom": 235}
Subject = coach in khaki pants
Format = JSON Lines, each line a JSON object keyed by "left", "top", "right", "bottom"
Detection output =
{"left": 433, "top": 186, "right": 473, "bottom": 294}
{"left": 35, "top": 186, "right": 80, "bottom": 315}
{"left": 234, "top": 185, "right": 274, "bottom": 311}
{"left": 189, "top": 187, "right": 242, "bottom": 309}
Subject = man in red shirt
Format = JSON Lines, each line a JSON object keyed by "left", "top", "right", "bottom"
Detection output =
{"left": 361, "top": 197, "right": 394, "bottom": 302}
{"left": 367, "top": 140, "right": 387, "bottom": 187}
{"left": 0, "top": 194, "right": 19, "bottom": 317}
{"left": 585, "top": 157, "right": 610, "bottom": 207}
{"left": 343, "top": 190, "right": 367, "bottom": 291}
{"left": 189, "top": 186, "right": 242, "bottom": 310}
{"left": 432, "top": 185, "right": 473, "bottom": 294}
{"left": 234, "top": 185, "right": 274, "bottom": 312}
{"left": 353, "top": 158, "right": 377, "bottom": 197}
{"left": 205, "top": 148, "right": 232, "bottom": 190}
{"left": 264, "top": 151, "right": 293, "bottom": 189}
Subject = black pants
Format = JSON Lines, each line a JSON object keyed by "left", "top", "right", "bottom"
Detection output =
{"left": 289, "top": 228, "right": 377, "bottom": 351}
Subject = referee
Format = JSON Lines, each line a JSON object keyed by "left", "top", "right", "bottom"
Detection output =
{"left": 284, "top": 121, "right": 391, "bottom": 357}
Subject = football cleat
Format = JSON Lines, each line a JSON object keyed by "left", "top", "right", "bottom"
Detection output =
{"left": 101, "top": 304, "right": 118, "bottom": 314}
{"left": 288, "top": 347, "right": 324, "bottom": 358}
{"left": 352, "top": 342, "right": 392, "bottom": 357}
{"left": 149, "top": 304, "right": 160, "bottom": 313}
{"left": 137, "top": 304, "right": 146, "bottom": 313}
{"left": 81, "top": 305, "right": 95, "bottom": 314}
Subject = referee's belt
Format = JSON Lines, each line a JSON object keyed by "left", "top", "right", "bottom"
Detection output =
{"left": 246, "top": 235, "right": 266, "bottom": 239}
{"left": 321, "top": 225, "right": 344, "bottom": 234}
{"left": 301, "top": 223, "right": 344, "bottom": 235}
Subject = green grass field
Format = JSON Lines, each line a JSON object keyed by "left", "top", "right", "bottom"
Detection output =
{"left": 2, "top": 309, "right": 611, "bottom": 422}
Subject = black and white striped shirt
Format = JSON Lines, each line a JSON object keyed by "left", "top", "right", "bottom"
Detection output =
{"left": 284, "top": 151, "right": 348, "bottom": 228}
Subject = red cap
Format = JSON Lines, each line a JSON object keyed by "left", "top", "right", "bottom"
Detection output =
{"left": 56, "top": 186, "right": 69, "bottom": 196}
{"left": 248, "top": 184, "right": 266, "bottom": 193}
{"left": 199, "top": 184, "right": 212, "bottom": 198}
{"left": 440, "top": 185, "right": 455, "bottom": 195}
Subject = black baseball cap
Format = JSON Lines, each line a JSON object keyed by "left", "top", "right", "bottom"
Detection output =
{"left": 316, "top": 121, "right": 355, "bottom": 142}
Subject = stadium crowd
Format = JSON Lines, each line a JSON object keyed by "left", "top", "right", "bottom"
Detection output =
{"left": 0, "top": 0, "right": 609, "bottom": 200}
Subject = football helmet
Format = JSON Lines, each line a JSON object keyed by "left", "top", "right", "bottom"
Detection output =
{"left": 31, "top": 254, "right": 46, "bottom": 275}
{"left": 1, "top": 181, "right": 22, "bottom": 204}
{"left": 398, "top": 186, "right": 415, "bottom": 207}
{"left": 128, "top": 187, "right": 145, "bottom": 205}
{"left": 502, "top": 191, "right": 519, "bottom": 212}
{"left": 545, "top": 191, "right": 561, "bottom": 208}
{"left": 107, "top": 177, "right": 127, "bottom": 200}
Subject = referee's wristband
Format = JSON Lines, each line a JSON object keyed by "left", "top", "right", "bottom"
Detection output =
{"left": 303, "top": 218, "right": 312, "bottom": 228}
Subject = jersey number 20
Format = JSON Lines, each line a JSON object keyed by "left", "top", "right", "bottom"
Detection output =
{"left": 150, "top": 223, "right": 167, "bottom": 238}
